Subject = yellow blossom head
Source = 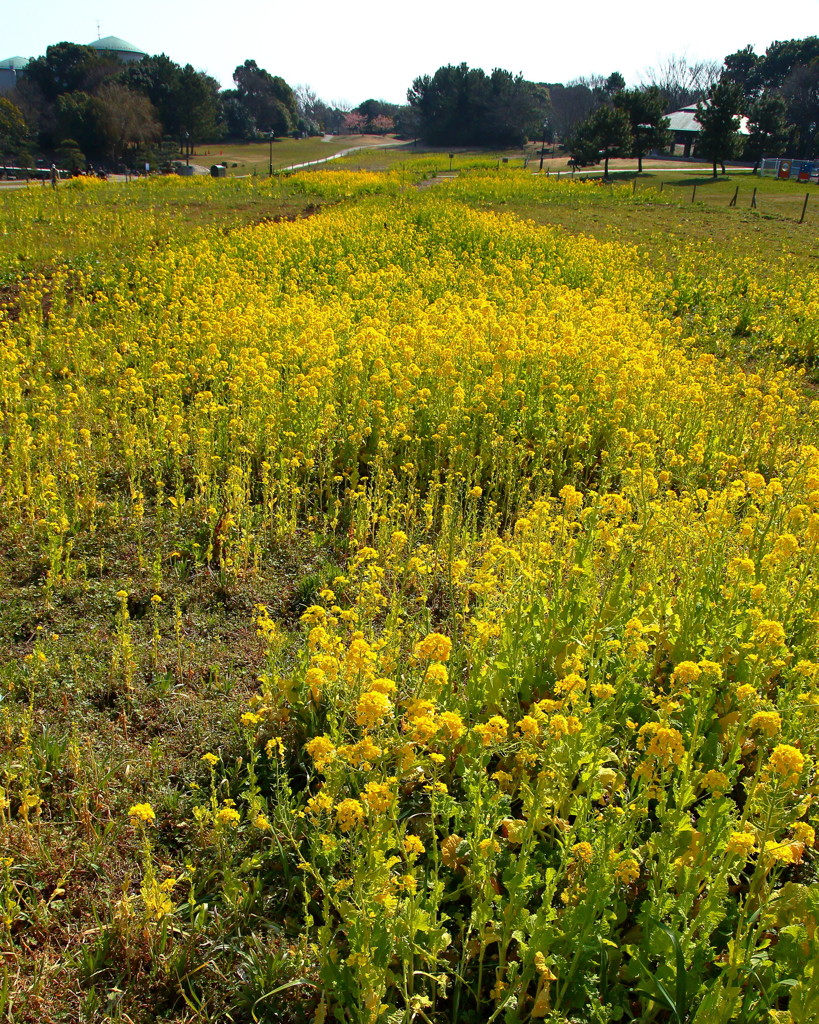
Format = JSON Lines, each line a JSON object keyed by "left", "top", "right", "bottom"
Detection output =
{"left": 128, "top": 803, "right": 156, "bottom": 825}
{"left": 414, "top": 632, "right": 452, "bottom": 662}
{"left": 767, "top": 744, "right": 806, "bottom": 786}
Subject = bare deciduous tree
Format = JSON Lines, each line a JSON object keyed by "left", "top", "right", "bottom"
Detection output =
{"left": 294, "top": 84, "right": 321, "bottom": 121}
{"left": 640, "top": 54, "right": 722, "bottom": 111}
{"left": 94, "top": 83, "right": 160, "bottom": 159}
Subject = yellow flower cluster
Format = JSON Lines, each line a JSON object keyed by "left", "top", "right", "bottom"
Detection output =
{"left": 767, "top": 744, "right": 806, "bottom": 785}
{"left": 355, "top": 690, "right": 394, "bottom": 730}
{"left": 413, "top": 633, "right": 453, "bottom": 662}
{"left": 4, "top": 170, "right": 819, "bottom": 1019}
{"left": 215, "top": 806, "right": 240, "bottom": 827}
{"left": 335, "top": 798, "right": 365, "bottom": 832}
{"left": 726, "top": 831, "right": 757, "bottom": 858}
{"left": 748, "top": 711, "right": 782, "bottom": 737}
{"left": 637, "top": 724, "right": 685, "bottom": 770}
{"left": 474, "top": 716, "right": 509, "bottom": 747}
{"left": 128, "top": 803, "right": 156, "bottom": 824}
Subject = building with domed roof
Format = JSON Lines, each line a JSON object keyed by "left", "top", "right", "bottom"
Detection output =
{"left": 1, "top": 36, "right": 147, "bottom": 95}
{"left": 0, "top": 56, "right": 29, "bottom": 94}
{"left": 87, "top": 36, "right": 147, "bottom": 63}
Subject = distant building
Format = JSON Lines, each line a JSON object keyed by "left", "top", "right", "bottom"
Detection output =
{"left": 0, "top": 38, "right": 145, "bottom": 96}
{"left": 667, "top": 102, "right": 750, "bottom": 158}
{"left": 0, "top": 56, "right": 29, "bottom": 94}
{"left": 87, "top": 36, "right": 147, "bottom": 64}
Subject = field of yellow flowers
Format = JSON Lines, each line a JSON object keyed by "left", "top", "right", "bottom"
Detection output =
{"left": 0, "top": 169, "right": 818, "bottom": 1024}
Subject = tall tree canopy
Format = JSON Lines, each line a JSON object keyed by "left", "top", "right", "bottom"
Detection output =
{"left": 696, "top": 80, "right": 744, "bottom": 177}
{"left": 231, "top": 60, "right": 298, "bottom": 137}
{"left": 720, "top": 36, "right": 819, "bottom": 160}
{"left": 0, "top": 98, "right": 29, "bottom": 157}
{"left": 353, "top": 98, "right": 401, "bottom": 134}
{"left": 122, "top": 57, "right": 219, "bottom": 142}
{"left": 546, "top": 82, "right": 597, "bottom": 141}
{"left": 22, "top": 43, "right": 115, "bottom": 103}
{"left": 613, "top": 87, "right": 670, "bottom": 171}
{"left": 756, "top": 37, "right": 819, "bottom": 91}
{"left": 95, "top": 83, "right": 161, "bottom": 159}
{"left": 408, "top": 63, "right": 548, "bottom": 147}
{"left": 782, "top": 61, "right": 819, "bottom": 158}
{"left": 570, "top": 104, "right": 632, "bottom": 177}
{"left": 639, "top": 54, "right": 722, "bottom": 111}
{"left": 745, "top": 92, "right": 789, "bottom": 167}
{"left": 722, "top": 45, "right": 762, "bottom": 100}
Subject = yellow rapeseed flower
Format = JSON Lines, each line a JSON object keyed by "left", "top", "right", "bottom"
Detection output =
{"left": 128, "top": 803, "right": 156, "bottom": 825}
{"left": 414, "top": 632, "right": 452, "bottom": 662}
{"left": 767, "top": 744, "right": 806, "bottom": 785}
{"left": 355, "top": 690, "right": 393, "bottom": 730}
{"left": 726, "top": 832, "right": 757, "bottom": 858}
{"left": 335, "top": 798, "right": 365, "bottom": 833}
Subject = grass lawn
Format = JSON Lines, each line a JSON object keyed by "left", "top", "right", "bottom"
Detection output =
{"left": 190, "top": 135, "right": 407, "bottom": 175}
{"left": 334, "top": 145, "right": 521, "bottom": 173}
{"left": 0, "top": 183, "right": 319, "bottom": 286}
{"left": 462, "top": 166, "right": 819, "bottom": 266}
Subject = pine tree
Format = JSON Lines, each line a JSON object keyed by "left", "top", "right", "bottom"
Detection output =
{"left": 696, "top": 80, "right": 744, "bottom": 178}
{"left": 614, "top": 88, "right": 670, "bottom": 172}
{"left": 570, "top": 105, "right": 632, "bottom": 178}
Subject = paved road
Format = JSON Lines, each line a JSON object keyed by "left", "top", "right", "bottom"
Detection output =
{"left": 0, "top": 178, "right": 44, "bottom": 191}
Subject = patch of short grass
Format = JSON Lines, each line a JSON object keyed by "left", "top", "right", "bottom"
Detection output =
{"left": 200, "top": 135, "right": 405, "bottom": 175}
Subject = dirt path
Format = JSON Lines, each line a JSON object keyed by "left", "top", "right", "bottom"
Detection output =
{"left": 414, "top": 173, "right": 458, "bottom": 189}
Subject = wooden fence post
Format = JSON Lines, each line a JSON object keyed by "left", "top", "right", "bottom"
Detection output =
{"left": 729, "top": 186, "right": 738, "bottom": 207}
{"left": 800, "top": 193, "right": 810, "bottom": 224}
{"left": 692, "top": 184, "right": 697, "bottom": 203}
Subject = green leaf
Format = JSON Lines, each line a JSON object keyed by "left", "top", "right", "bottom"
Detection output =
{"left": 653, "top": 920, "right": 687, "bottom": 1019}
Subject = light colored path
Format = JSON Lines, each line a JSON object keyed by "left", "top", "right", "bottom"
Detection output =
{"left": 275, "top": 139, "right": 411, "bottom": 174}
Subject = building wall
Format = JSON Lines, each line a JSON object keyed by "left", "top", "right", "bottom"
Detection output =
{"left": 113, "top": 50, "right": 145, "bottom": 64}
{"left": 90, "top": 47, "right": 145, "bottom": 64}
{"left": 0, "top": 68, "right": 18, "bottom": 94}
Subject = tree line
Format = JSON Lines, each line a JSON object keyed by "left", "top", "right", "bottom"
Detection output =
{"left": 0, "top": 43, "right": 416, "bottom": 170}
{"left": 1, "top": 35, "right": 817, "bottom": 171}
{"left": 407, "top": 40, "right": 819, "bottom": 172}
{"left": 563, "top": 38, "right": 819, "bottom": 178}
{"left": 722, "top": 38, "right": 819, "bottom": 161}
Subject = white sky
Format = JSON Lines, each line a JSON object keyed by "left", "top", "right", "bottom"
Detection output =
{"left": 5, "top": 1, "right": 819, "bottom": 106}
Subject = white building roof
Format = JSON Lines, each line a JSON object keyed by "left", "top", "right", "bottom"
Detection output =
{"left": 667, "top": 103, "right": 750, "bottom": 136}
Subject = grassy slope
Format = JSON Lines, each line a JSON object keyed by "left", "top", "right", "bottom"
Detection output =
{"left": 0, "top": 184, "right": 316, "bottom": 287}
{"left": 455, "top": 168, "right": 819, "bottom": 263}
{"left": 195, "top": 135, "right": 408, "bottom": 175}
